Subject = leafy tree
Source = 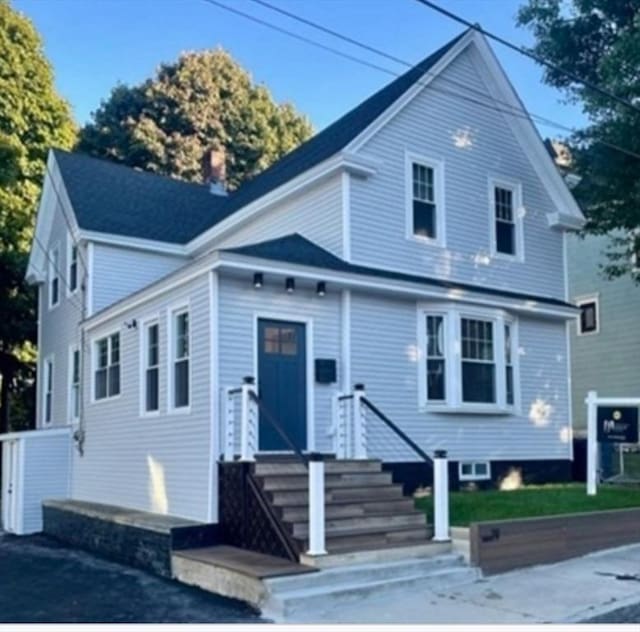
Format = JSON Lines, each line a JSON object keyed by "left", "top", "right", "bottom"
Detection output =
{"left": 518, "top": 0, "right": 640, "bottom": 279}
{"left": 0, "top": 0, "right": 75, "bottom": 432}
{"left": 78, "top": 49, "right": 313, "bottom": 190}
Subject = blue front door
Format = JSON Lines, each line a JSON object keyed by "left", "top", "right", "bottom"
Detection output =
{"left": 257, "top": 319, "right": 307, "bottom": 451}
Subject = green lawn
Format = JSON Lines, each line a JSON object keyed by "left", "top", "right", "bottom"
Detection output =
{"left": 416, "top": 483, "right": 640, "bottom": 527}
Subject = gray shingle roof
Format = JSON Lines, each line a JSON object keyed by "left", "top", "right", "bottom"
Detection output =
{"left": 55, "top": 31, "right": 467, "bottom": 243}
{"left": 224, "top": 233, "right": 575, "bottom": 309}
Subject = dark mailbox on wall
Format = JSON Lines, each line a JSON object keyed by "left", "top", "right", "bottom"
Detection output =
{"left": 315, "top": 359, "right": 337, "bottom": 384}
{"left": 597, "top": 407, "right": 639, "bottom": 443}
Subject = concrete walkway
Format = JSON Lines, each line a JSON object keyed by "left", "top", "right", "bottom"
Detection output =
{"left": 286, "top": 544, "right": 640, "bottom": 624}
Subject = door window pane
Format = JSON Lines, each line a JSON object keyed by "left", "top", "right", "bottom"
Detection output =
{"left": 279, "top": 328, "right": 297, "bottom": 355}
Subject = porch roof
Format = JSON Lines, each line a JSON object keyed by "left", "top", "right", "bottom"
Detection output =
{"left": 224, "top": 234, "right": 576, "bottom": 311}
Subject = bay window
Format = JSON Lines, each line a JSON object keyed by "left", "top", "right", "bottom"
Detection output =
{"left": 419, "top": 304, "right": 518, "bottom": 412}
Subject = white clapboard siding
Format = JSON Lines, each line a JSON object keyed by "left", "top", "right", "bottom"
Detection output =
{"left": 38, "top": 190, "right": 87, "bottom": 429}
{"left": 350, "top": 291, "right": 570, "bottom": 462}
{"left": 218, "top": 276, "right": 342, "bottom": 454}
{"left": 72, "top": 274, "right": 212, "bottom": 522}
{"left": 217, "top": 174, "right": 343, "bottom": 256}
{"left": 92, "top": 243, "right": 187, "bottom": 313}
{"left": 350, "top": 44, "right": 565, "bottom": 300}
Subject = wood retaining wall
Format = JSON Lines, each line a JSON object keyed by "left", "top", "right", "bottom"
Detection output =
{"left": 469, "top": 508, "right": 640, "bottom": 575}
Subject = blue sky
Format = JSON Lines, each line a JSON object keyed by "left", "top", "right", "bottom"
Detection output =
{"left": 15, "top": 0, "right": 585, "bottom": 137}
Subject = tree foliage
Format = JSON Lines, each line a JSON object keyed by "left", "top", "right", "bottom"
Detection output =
{"left": 518, "top": 0, "right": 640, "bottom": 279}
{"left": 78, "top": 49, "right": 313, "bottom": 190}
{"left": 0, "top": 0, "right": 75, "bottom": 431}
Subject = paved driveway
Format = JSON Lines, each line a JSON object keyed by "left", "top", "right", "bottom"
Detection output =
{"left": 0, "top": 534, "right": 266, "bottom": 623}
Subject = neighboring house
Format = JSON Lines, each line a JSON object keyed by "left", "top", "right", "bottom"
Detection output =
{"left": 16, "top": 28, "right": 583, "bottom": 531}
{"left": 567, "top": 233, "right": 640, "bottom": 437}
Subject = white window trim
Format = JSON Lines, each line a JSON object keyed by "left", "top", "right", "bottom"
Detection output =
{"left": 417, "top": 302, "right": 520, "bottom": 414}
{"left": 459, "top": 460, "right": 491, "bottom": 481}
{"left": 68, "top": 345, "right": 80, "bottom": 423}
{"left": 90, "top": 328, "right": 122, "bottom": 403}
{"left": 405, "top": 150, "right": 446, "bottom": 248}
{"left": 167, "top": 302, "right": 191, "bottom": 414}
{"left": 66, "top": 233, "right": 79, "bottom": 297}
{"left": 488, "top": 176, "right": 525, "bottom": 263}
{"left": 629, "top": 228, "right": 640, "bottom": 273}
{"left": 48, "top": 242, "right": 60, "bottom": 310}
{"left": 575, "top": 294, "right": 600, "bottom": 336}
{"left": 139, "top": 316, "right": 161, "bottom": 418}
{"left": 43, "top": 355, "right": 54, "bottom": 426}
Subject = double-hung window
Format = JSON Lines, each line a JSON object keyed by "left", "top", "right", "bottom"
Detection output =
{"left": 407, "top": 153, "right": 444, "bottom": 245}
{"left": 461, "top": 318, "right": 496, "bottom": 404}
{"left": 94, "top": 333, "right": 120, "bottom": 400}
{"left": 68, "top": 238, "right": 78, "bottom": 294}
{"left": 49, "top": 245, "right": 60, "bottom": 308}
{"left": 44, "top": 356, "right": 54, "bottom": 425}
{"left": 172, "top": 310, "right": 190, "bottom": 409}
{"left": 420, "top": 305, "right": 518, "bottom": 412}
{"left": 490, "top": 179, "right": 523, "bottom": 260}
{"left": 69, "top": 347, "right": 80, "bottom": 421}
{"left": 143, "top": 322, "right": 160, "bottom": 413}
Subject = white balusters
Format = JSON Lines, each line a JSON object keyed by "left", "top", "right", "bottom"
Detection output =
{"left": 240, "top": 376, "right": 257, "bottom": 462}
{"left": 222, "top": 386, "right": 236, "bottom": 462}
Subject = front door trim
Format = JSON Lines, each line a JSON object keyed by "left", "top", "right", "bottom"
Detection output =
{"left": 253, "top": 311, "right": 315, "bottom": 452}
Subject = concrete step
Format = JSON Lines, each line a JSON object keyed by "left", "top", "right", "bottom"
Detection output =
{"left": 291, "top": 512, "right": 426, "bottom": 539}
{"left": 262, "top": 554, "right": 480, "bottom": 620}
{"left": 254, "top": 459, "right": 382, "bottom": 476}
{"left": 321, "top": 525, "right": 430, "bottom": 554}
{"left": 260, "top": 471, "right": 392, "bottom": 492}
{"left": 270, "top": 484, "right": 405, "bottom": 506}
{"left": 281, "top": 498, "right": 415, "bottom": 522}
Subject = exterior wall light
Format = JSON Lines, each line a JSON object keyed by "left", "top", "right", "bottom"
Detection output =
{"left": 253, "top": 272, "right": 263, "bottom": 289}
{"left": 285, "top": 277, "right": 295, "bottom": 293}
{"left": 316, "top": 281, "right": 326, "bottom": 297}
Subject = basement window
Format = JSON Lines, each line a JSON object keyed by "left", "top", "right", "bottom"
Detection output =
{"left": 459, "top": 461, "right": 491, "bottom": 481}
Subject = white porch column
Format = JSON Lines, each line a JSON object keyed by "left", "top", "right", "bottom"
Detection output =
{"left": 240, "top": 376, "right": 256, "bottom": 462}
{"left": 586, "top": 390, "right": 598, "bottom": 496}
{"left": 353, "top": 383, "right": 367, "bottom": 459}
{"left": 307, "top": 453, "right": 327, "bottom": 556}
{"left": 433, "top": 449, "right": 450, "bottom": 542}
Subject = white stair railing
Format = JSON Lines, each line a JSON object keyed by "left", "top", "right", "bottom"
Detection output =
{"left": 240, "top": 376, "right": 258, "bottom": 461}
{"left": 338, "top": 382, "right": 450, "bottom": 542}
{"left": 222, "top": 386, "right": 239, "bottom": 462}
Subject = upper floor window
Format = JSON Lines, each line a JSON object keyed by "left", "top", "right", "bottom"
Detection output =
{"left": 490, "top": 178, "right": 523, "bottom": 260}
{"left": 49, "top": 245, "right": 60, "bottom": 308}
{"left": 171, "top": 309, "right": 190, "bottom": 409}
{"left": 577, "top": 296, "right": 598, "bottom": 335}
{"left": 69, "top": 346, "right": 80, "bottom": 421}
{"left": 143, "top": 321, "right": 160, "bottom": 413}
{"left": 406, "top": 152, "right": 444, "bottom": 246}
{"left": 94, "top": 332, "right": 120, "bottom": 400}
{"left": 419, "top": 305, "right": 518, "bottom": 412}
{"left": 44, "top": 356, "right": 54, "bottom": 425}
{"left": 68, "top": 238, "right": 78, "bottom": 294}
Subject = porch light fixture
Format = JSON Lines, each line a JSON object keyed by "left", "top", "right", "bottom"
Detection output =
{"left": 253, "top": 272, "right": 263, "bottom": 289}
{"left": 285, "top": 277, "right": 295, "bottom": 293}
{"left": 316, "top": 281, "right": 326, "bottom": 297}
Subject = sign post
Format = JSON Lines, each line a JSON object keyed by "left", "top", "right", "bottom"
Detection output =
{"left": 585, "top": 391, "right": 640, "bottom": 496}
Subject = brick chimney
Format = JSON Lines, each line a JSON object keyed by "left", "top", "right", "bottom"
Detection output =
{"left": 202, "top": 146, "right": 227, "bottom": 196}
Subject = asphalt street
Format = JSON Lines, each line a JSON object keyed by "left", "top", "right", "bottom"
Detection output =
{"left": 0, "top": 533, "right": 266, "bottom": 623}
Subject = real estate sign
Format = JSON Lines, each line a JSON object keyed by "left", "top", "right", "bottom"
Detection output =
{"left": 596, "top": 406, "right": 639, "bottom": 443}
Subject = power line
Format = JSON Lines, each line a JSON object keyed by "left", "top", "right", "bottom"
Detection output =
{"left": 413, "top": 0, "right": 640, "bottom": 116}
{"left": 204, "top": 0, "right": 640, "bottom": 161}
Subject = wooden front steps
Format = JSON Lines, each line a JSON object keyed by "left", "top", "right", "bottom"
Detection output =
{"left": 253, "top": 456, "right": 431, "bottom": 556}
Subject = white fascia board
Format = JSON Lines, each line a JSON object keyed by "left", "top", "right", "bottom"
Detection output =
{"left": 470, "top": 32, "right": 585, "bottom": 225}
{"left": 217, "top": 253, "right": 578, "bottom": 320}
{"left": 78, "top": 230, "right": 189, "bottom": 257}
{"left": 344, "top": 29, "right": 477, "bottom": 153}
{"left": 186, "top": 151, "right": 380, "bottom": 255}
{"left": 26, "top": 151, "right": 80, "bottom": 284}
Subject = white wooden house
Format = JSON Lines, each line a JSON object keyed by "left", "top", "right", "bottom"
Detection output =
{"left": 4, "top": 29, "right": 583, "bottom": 554}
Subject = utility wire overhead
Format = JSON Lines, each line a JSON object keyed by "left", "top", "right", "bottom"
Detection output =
{"left": 205, "top": 0, "right": 640, "bottom": 161}
{"left": 413, "top": 0, "right": 640, "bottom": 115}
